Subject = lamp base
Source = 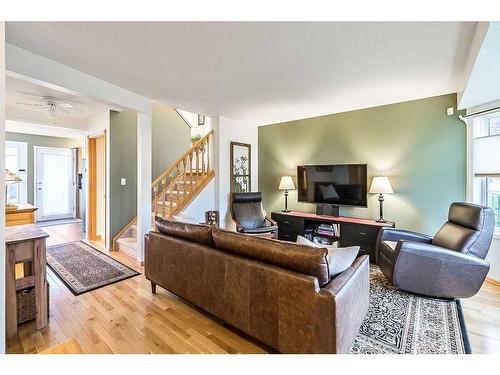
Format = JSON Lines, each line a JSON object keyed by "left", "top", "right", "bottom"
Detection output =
{"left": 376, "top": 218, "right": 388, "bottom": 223}
{"left": 282, "top": 209, "right": 291, "bottom": 213}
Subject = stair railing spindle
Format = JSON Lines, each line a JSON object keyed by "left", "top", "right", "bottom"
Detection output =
{"left": 206, "top": 136, "right": 210, "bottom": 172}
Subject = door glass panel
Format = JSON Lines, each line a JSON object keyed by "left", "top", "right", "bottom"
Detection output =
{"left": 36, "top": 148, "right": 74, "bottom": 221}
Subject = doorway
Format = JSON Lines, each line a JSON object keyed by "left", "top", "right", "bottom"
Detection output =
{"left": 34, "top": 146, "right": 77, "bottom": 222}
{"left": 88, "top": 132, "right": 107, "bottom": 247}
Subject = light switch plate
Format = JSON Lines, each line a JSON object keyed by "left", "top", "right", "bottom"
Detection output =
{"left": 121, "top": 177, "right": 127, "bottom": 186}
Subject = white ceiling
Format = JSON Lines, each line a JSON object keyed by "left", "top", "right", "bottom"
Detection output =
{"left": 5, "top": 75, "right": 117, "bottom": 131}
{"left": 6, "top": 22, "right": 477, "bottom": 125}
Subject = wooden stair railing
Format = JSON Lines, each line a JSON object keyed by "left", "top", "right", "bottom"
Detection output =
{"left": 112, "top": 130, "right": 214, "bottom": 254}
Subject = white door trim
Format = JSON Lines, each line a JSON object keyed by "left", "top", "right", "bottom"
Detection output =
{"left": 34, "top": 146, "right": 77, "bottom": 221}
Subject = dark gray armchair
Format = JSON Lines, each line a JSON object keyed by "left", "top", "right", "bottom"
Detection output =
{"left": 230, "top": 192, "right": 277, "bottom": 237}
{"left": 376, "top": 202, "right": 495, "bottom": 299}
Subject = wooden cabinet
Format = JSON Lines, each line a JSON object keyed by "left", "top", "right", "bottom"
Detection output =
{"left": 5, "top": 225, "right": 49, "bottom": 341}
{"left": 271, "top": 211, "right": 395, "bottom": 262}
{"left": 6, "top": 204, "right": 37, "bottom": 227}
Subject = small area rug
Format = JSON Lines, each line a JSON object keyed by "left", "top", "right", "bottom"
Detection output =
{"left": 350, "top": 266, "right": 470, "bottom": 354}
{"left": 47, "top": 241, "right": 140, "bottom": 296}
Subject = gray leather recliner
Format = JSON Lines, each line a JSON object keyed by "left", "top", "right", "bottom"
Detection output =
{"left": 376, "top": 202, "right": 495, "bottom": 299}
{"left": 230, "top": 192, "right": 278, "bottom": 236}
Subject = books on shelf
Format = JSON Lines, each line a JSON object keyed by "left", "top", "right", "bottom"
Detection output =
{"left": 314, "top": 223, "right": 340, "bottom": 237}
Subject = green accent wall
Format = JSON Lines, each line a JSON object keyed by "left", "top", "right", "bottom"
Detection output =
{"left": 258, "top": 94, "right": 466, "bottom": 235}
{"left": 5, "top": 132, "right": 83, "bottom": 205}
{"left": 152, "top": 104, "right": 191, "bottom": 180}
{"left": 109, "top": 111, "right": 137, "bottom": 240}
{"left": 108, "top": 105, "right": 191, "bottom": 239}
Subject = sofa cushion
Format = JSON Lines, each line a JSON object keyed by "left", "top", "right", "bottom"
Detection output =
{"left": 212, "top": 228, "right": 330, "bottom": 286}
{"left": 155, "top": 216, "right": 214, "bottom": 246}
{"left": 296, "top": 235, "right": 358, "bottom": 277}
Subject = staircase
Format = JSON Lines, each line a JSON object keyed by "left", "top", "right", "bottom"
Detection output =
{"left": 112, "top": 130, "right": 214, "bottom": 257}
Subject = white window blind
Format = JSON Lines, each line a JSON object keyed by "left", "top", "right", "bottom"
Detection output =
{"left": 473, "top": 134, "right": 500, "bottom": 177}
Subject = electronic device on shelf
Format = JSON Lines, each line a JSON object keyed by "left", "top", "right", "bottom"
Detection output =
{"left": 272, "top": 210, "right": 395, "bottom": 263}
{"left": 297, "top": 164, "right": 368, "bottom": 215}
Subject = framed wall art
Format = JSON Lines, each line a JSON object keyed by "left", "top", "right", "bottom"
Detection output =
{"left": 230, "top": 142, "right": 251, "bottom": 193}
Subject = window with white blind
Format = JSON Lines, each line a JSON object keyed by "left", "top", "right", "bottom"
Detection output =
{"left": 471, "top": 114, "right": 500, "bottom": 230}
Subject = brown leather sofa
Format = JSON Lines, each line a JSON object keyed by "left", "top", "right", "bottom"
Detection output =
{"left": 145, "top": 218, "right": 370, "bottom": 353}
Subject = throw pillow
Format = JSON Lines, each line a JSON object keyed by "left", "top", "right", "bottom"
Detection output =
{"left": 296, "top": 235, "right": 359, "bottom": 277}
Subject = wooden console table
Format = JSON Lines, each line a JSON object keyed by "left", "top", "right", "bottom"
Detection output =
{"left": 5, "top": 225, "right": 49, "bottom": 341}
{"left": 6, "top": 204, "right": 37, "bottom": 227}
{"left": 271, "top": 211, "right": 395, "bottom": 262}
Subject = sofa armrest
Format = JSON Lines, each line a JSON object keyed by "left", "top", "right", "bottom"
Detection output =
{"left": 316, "top": 255, "right": 370, "bottom": 353}
{"left": 393, "top": 241, "right": 490, "bottom": 299}
{"left": 378, "top": 228, "right": 432, "bottom": 243}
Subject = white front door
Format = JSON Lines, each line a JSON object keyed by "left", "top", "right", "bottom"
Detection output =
{"left": 35, "top": 147, "right": 76, "bottom": 221}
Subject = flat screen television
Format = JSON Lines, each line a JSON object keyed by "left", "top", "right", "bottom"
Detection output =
{"left": 297, "top": 164, "right": 367, "bottom": 207}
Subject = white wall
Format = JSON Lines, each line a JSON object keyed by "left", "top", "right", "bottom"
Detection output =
{"left": 213, "top": 116, "right": 259, "bottom": 229}
{"left": 0, "top": 21, "right": 6, "bottom": 354}
{"left": 178, "top": 116, "right": 259, "bottom": 230}
{"left": 180, "top": 178, "right": 216, "bottom": 223}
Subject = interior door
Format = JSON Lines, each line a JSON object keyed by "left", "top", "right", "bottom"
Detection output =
{"left": 35, "top": 147, "right": 76, "bottom": 221}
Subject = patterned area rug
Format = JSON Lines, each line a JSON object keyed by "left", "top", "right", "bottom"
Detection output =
{"left": 350, "top": 266, "right": 470, "bottom": 354}
{"left": 47, "top": 241, "right": 140, "bottom": 296}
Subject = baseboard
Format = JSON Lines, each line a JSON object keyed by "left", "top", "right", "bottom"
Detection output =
{"left": 485, "top": 277, "right": 500, "bottom": 288}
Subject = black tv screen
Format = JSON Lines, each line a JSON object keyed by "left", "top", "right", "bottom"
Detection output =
{"left": 297, "top": 164, "right": 367, "bottom": 207}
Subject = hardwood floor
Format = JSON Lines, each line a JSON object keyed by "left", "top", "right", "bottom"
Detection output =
{"left": 6, "top": 222, "right": 500, "bottom": 354}
{"left": 462, "top": 281, "right": 500, "bottom": 353}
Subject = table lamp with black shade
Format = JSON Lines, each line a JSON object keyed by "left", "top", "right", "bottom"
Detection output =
{"left": 5, "top": 169, "right": 22, "bottom": 211}
{"left": 278, "top": 176, "right": 295, "bottom": 212}
{"left": 369, "top": 176, "right": 393, "bottom": 223}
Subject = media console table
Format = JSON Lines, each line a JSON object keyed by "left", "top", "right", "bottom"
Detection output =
{"left": 271, "top": 211, "right": 395, "bottom": 262}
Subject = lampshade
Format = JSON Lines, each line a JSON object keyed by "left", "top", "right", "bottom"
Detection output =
{"left": 278, "top": 176, "right": 296, "bottom": 190}
{"left": 369, "top": 176, "right": 393, "bottom": 194}
{"left": 5, "top": 169, "right": 22, "bottom": 185}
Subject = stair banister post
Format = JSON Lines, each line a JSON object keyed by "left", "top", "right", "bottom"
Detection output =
{"left": 189, "top": 151, "right": 193, "bottom": 186}
{"left": 206, "top": 135, "right": 210, "bottom": 172}
{"left": 162, "top": 177, "right": 167, "bottom": 219}
{"left": 201, "top": 143, "right": 205, "bottom": 175}
{"left": 183, "top": 157, "right": 187, "bottom": 199}
{"left": 196, "top": 145, "right": 200, "bottom": 178}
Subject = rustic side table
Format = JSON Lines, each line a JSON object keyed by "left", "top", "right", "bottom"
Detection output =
{"left": 5, "top": 225, "right": 49, "bottom": 341}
